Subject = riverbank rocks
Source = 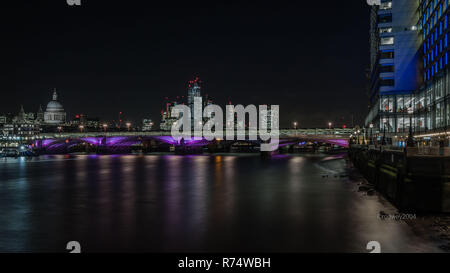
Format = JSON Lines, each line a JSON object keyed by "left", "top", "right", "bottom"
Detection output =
{"left": 349, "top": 146, "right": 450, "bottom": 213}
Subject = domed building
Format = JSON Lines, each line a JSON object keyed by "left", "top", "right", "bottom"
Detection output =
{"left": 44, "top": 89, "right": 66, "bottom": 125}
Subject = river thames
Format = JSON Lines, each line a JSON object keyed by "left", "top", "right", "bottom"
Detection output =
{"left": 0, "top": 153, "right": 443, "bottom": 253}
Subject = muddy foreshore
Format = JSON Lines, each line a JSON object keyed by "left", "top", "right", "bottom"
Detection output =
{"left": 345, "top": 156, "right": 450, "bottom": 253}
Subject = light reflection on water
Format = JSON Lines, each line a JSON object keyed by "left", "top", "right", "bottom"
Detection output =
{"left": 0, "top": 154, "right": 443, "bottom": 253}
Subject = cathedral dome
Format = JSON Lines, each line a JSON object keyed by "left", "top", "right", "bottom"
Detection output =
{"left": 46, "top": 100, "right": 64, "bottom": 112}
{"left": 44, "top": 89, "right": 66, "bottom": 125}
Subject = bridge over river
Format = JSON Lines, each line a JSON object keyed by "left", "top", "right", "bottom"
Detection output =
{"left": 33, "top": 128, "right": 352, "bottom": 154}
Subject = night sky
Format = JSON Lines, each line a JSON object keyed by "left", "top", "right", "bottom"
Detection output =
{"left": 2, "top": 0, "right": 370, "bottom": 128}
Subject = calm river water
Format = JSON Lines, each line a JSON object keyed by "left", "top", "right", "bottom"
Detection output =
{"left": 0, "top": 153, "right": 443, "bottom": 253}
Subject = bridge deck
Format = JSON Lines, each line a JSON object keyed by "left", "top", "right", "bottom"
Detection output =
{"left": 38, "top": 129, "right": 353, "bottom": 139}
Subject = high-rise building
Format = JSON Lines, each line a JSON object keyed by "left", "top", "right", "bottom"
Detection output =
{"left": 365, "top": 0, "right": 450, "bottom": 145}
{"left": 142, "top": 119, "right": 154, "bottom": 131}
{"left": 187, "top": 76, "right": 202, "bottom": 124}
{"left": 413, "top": 0, "right": 450, "bottom": 137}
{"left": 160, "top": 77, "right": 213, "bottom": 131}
{"left": 365, "top": 0, "right": 422, "bottom": 139}
{"left": 160, "top": 99, "right": 181, "bottom": 131}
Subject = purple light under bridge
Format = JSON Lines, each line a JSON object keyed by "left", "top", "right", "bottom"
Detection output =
{"left": 153, "top": 136, "right": 212, "bottom": 147}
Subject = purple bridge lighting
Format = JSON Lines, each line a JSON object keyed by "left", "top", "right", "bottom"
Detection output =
{"left": 33, "top": 132, "right": 349, "bottom": 154}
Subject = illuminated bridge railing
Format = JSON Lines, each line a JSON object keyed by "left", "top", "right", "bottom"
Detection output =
{"left": 32, "top": 129, "right": 352, "bottom": 152}
{"left": 38, "top": 128, "right": 354, "bottom": 139}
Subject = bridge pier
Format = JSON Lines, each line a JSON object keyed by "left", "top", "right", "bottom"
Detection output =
{"left": 175, "top": 145, "right": 203, "bottom": 155}
{"left": 96, "top": 137, "right": 108, "bottom": 154}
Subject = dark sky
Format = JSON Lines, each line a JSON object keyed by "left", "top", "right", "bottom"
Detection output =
{"left": 1, "top": 0, "right": 370, "bottom": 128}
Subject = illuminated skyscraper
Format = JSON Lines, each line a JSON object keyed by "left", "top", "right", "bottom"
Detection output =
{"left": 365, "top": 0, "right": 421, "bottom": 137}
{"left": 414, "top": 0, "right": 450, "bottom": 135}
{"left": 160, "top": 98, "right": 181, "bottom": 131}
{"left": 187, "top": 77, "right": 202, "bottom": 126}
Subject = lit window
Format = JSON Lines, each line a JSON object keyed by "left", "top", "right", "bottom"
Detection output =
{"left": 380, "top": 2, "right": 392, "bottom": 10}
{"left": 380, "top": 37, "right": 394, "bottom": 45}
{"left": 379, "top": 27, "right": 392, "bottom": 34}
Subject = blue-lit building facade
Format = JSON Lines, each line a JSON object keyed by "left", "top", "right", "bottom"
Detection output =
{"left": 365, "top": 0, "right": 422, "bottom": 141}
{"left": 414, "top": 0, "right": 450, "bottom": 142}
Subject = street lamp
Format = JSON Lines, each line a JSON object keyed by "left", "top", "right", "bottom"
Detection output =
{"left": 57, "top": 126, "right": 62, "bottom": 134}
{"left": 292, "top": 121, "right": 298, "bottom": 137}
{"left": 328, "top": 122, "right": 332, "bottom": 130}
{"left": 126, "top": 122, "right": 131, "bottom": 132}
{"left": 382, "top": 118, "right": 387, "bottom": 146}
{"left": 407, "top": 106, "right": 415, "bottom": 148}
{"left": 363, "top": 128, "right": 367, "bottom": 145}
{"left": 103, "top": 124, "right": 108, "bottom": 132}
{"left": 79, "top": 125, "right": 84, "bottom": 133}
{"left": 369, "top": 123, "right": 374, "bottom": 145}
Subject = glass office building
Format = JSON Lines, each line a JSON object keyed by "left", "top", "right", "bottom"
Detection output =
{"left": 365, "top": 0, "right": 422, "bottom": 142}
{"left": 413, "top": 0, "right": 450, "bottom": 143}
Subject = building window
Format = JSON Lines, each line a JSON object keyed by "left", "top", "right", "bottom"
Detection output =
{"left": 381, "top": 37, "right": 394, "bottom": 45}
{"left": 380, "top": 78, "right": 395, "bottom": 86}
{"left": 380, "top": 2, "right": 392, "bottom": 10}
{"left": 434, "top": 103, "right": 444, "bottom": 129}
{"left": 378, "top": 14, "right": 392, "bottom": 24}
{"left": 380, "top": 96, "right": 394, "bottom": 113}
{"left": 379, "top": 27, "right": 392, "bottom": 34}
{"left": 380, "top": 51, "right": 394, "bottom": 59}
{"left": 380, "top": 65, "right": 394, "bottom": 73}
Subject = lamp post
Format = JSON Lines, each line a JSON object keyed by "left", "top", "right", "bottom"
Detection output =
{"left": 369, "top": 123, "right": 374, "bottom": 145}
{"left": 103, "top": 124, "right": 108, "bottom": 133}
{"left": 363, "top": 127, "right": 367, "bottom": 145}
{"left": 382, "top": 118, "right": 387, "bottom": 146}
{"left": 407, "top": 106, "right": 415, "bottom": 148}
{"left": 126, "top": 122, "right": 131, "bottom": 132}
{"left": 328, "top": 122, "right": 332, "bottom": 130}
{"left": 79, "top": 125, "right": 84, "bottom": 134}
{"left": 57, "top": 126, "right": 62, "bottom": 134}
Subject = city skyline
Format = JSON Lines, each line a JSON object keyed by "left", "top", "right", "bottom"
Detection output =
{"left": 2, "top": 0, "right": 450, "bottom": 258}
{"left": 0, "top": 76, "right": 355, "bottom": 130}
{"left": 1, "top": 1, "right": 370, "bottom": 128}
